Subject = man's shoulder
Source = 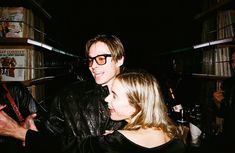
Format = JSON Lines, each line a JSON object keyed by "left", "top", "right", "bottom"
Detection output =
{"left": 60, "top": 79, "right": 96, "bottom": 94}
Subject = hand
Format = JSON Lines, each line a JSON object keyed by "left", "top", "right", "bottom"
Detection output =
{"left": 0, "top": 104, "right": 27, "bottom": 141}
{"left": 173, "top": 104, "right": 183, "bottom": 112}
{"left": 21, "top": 113, "right": 38, "bottom": 132}
{"left": 213, "top": 90, "right": 224, "bottom": 103}
{"left": 21, "top": 113, "right": 38, "bottom": 146}
{"left": 103, "top": 130, "right": 114, "bottom": 135}
{"left": 0, "top": 105, "right": 20, "bottom": 136}
{"left": 0, "top": 104, "right": 6, "bottom": 110}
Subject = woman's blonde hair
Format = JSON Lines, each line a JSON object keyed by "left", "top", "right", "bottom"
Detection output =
{"left": 116, "top": 70, "right": 180, "bottom": 139}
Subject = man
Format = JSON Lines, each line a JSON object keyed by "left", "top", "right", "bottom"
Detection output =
{"left": 213, "top": 50, "right": 235, "bottom": 151}
{"left": 0, "top": 34, "right": 126, "bottom": 153}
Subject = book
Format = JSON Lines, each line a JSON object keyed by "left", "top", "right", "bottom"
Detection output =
{"left": 0, "top": 6, "right": 44, "bottom": 40}
{"left": 0, "top": 48, "right": 28, "bottom": 81}
{"left": 0, "top": 7, "right": 26, "bottom": 38}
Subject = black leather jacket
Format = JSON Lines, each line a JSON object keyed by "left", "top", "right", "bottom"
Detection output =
{"left": 39, "top": 79, "right": 126, "bottom": 153}
{"left": 219, "top": 77, "right": 235, "bottom": 134}
{"left": 0, "top": 82, "right": 46, "bottom": 153}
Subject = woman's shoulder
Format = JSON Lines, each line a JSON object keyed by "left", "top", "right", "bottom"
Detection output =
{"left": 87, "top": 130, "right": 185, "bottom": 153}
{"left": 58, "top": 79, "right": 96, "bottom": 94}
{"left": 117, "top": 129, "right": 185, "bottom": 150}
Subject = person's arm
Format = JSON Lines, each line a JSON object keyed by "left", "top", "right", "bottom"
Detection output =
{"left": 0, "top": 104, "right": 61, "bottom": 153}
{"left": 5, "top": 82, "right": 48, "bottom": 131}
{"left": 0, "top": 105, "right": 28, "bottom": 141}
{"left": 213, "top": 90, "right": 224, "bottom": 104}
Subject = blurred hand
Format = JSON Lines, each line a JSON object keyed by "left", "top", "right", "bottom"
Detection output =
{"left": 213, "top": 90, "right": 224, "bottom": 103}
{"left": 0, "top": 104, "right": 29, "bottom": 142}
{"left": 21, "top": 113, "right": 38, "bottom": 146}
{"left": 21, "top": 113, "right": 38, "bottom": 132}
{"left": 103, "top": 130, "right": 113, "bottom": 135}
{"left": 0, "top": 105, "right": 20, "bottom": 137}
{"left": 173, "top": 104, "right": 183, "bottom": 112}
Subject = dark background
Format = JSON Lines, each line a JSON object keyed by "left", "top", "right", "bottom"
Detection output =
{"left": 41, "top": 0, "right": 202, "bottom": 69}
{"left": 40, "top": 0, "right": 204, "bottom": 118}
{"left": 0, "top": 0, "right": 204, "bottom": 74}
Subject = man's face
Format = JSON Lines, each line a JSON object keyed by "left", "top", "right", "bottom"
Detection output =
{"left": 88, "top": 42, "right": 123, "bottom": 88}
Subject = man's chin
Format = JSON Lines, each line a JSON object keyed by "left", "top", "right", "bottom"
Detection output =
{"left": 95, "top": 79, "right": 105, "bottom": 85}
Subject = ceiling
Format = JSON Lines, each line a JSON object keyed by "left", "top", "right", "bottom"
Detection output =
{"left": 41, "top": 0, "right": 201, "bottom": 57}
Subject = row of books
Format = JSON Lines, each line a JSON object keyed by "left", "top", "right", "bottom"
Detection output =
{"left": 201, "top": 10, "right": 235, "bottom": 43}
{"left": 0, "top": 47, "right": 44, "bottom": 81}
{"left": 0, "top": 6, "right": 44, "bottom": 40}
{"left": 217, "top": 10, "right": 235, "bottom": 39}
{"left": 202, "top": 47, "right": 232, "bottom": 77}
{"left": 201, "top": 3, "right": 234, "bottom": 77}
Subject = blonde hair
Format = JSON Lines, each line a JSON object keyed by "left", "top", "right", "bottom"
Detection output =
{"left": 116, "top": 70, "right": 180, "bottom": 139}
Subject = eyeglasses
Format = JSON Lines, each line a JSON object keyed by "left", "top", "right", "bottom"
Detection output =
{"left": 87, "top": 54, "right": 112, "bottom": 67}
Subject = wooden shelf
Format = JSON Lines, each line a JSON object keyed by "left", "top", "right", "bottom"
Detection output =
{"left": 0, "top": 38, "right": 31, "bottom": 46}
{"left": 191, "top": 73, "right": 230, "bottom": 80}
{"left": 193, "top": 37, "right": 235, "bottom": 49}
{"left": 0, "top": 0, "right": 51, "bottom": 20}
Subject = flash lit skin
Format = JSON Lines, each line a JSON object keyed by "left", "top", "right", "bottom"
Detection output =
{"left": 88, "top": 42, "right": 123, "bottom": 90}
{"left": 105, "top": 79, "right": 136, "bottom": 122}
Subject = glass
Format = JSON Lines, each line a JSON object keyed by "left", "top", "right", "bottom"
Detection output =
{"left": 177, "top": 107, "right": 191, "bottom": 124}
{"left": 88, "top": 54, "right": 111, "bottom": 67}
{"left": 177, "top": 109, "right": 187, "bottom": 123}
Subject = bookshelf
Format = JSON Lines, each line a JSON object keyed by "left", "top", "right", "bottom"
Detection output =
{"left": 189, "top": 0, "right": 235, "bottom": 145}
{"left": 194, "top": 0, "right": 235, "bottom": 83}
{"left": 152, "top": 0, "right": 235, "bottom": 142}
{"left": 0, "top": 1, "right": 80, "bottom": 103}
{"left": 193, "top": 0, "right": 235, "bottom": 139}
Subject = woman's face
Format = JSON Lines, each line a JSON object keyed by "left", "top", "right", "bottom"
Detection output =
{"left": 105, "top": 79, "right": 136, "bottom": 122}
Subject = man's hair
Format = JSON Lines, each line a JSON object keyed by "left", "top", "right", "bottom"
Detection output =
{"left": 85, "top": 34, "right": 125, "bottom": 62}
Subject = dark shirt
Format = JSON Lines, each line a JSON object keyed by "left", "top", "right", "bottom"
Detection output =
{"left": 222, "top": 77, "right": 235, "bottom": 126}
{"left": 216, "top": 76, "right": 235, "bottom": 151}
{"left": 26, "top": 130, "right": 185, "bottom": 153}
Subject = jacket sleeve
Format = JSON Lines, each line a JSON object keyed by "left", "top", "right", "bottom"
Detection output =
{"left": 25, "top": 130, "right": 62, "bottom": 153}
{"left": 9, "top": 82, "right": 48, "bottom": 129}
{"left": 44, "top": 93, "right": 66, "bottom": 135}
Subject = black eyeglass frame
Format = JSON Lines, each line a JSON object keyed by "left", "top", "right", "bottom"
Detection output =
{"left": 87, "top": 54, "right": 112, "bottom": 67}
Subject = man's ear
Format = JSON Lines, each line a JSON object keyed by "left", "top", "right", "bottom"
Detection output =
{"left": 117, "top": 56, "right": 124, "bottom": 67}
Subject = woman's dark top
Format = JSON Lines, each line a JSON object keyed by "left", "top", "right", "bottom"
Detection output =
{"left": 26, "top": 130, "right": 185, "bottom": 153}
{"left": 79, "top": 130, "right": 185, "bottom": 153}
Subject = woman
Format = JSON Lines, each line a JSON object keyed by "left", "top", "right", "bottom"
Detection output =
{"left": 79, "top": 70, "right": 185, "bottom": 153}
{"left": 0, "top": 70, "right": 185, "bottom": 153}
